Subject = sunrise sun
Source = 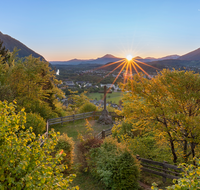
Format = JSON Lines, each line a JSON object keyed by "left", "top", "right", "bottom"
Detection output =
{"left": 126, "top": 54, "right": 133, "bottom": 61}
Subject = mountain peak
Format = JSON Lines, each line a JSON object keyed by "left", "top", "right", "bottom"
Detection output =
{"left": 0, "top": 31, "right": 45, "bottom": 60}
{"left": 101, "top": 54, "right": 117, "bottom": 59}
{"left": 179, "top": 48, "right": 200, "bottom": 61}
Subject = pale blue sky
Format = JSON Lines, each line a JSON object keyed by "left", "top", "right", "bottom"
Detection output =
{"left": 1, "top": 0, "right": 200, "bottom": 61}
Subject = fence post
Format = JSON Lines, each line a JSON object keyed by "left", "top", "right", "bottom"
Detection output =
{"left": 102, "top": 130, "right": 106, "bottom": 139}
{"left": 61, "top": 117, "right": 63, "bottom": 125}
{"left": 73, "top": 114, "right": 75, "bottom": 123}
{"left": 162, "top": 161, "right": 168, "bottom": 183}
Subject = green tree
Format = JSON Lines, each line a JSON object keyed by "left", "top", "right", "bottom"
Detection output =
{"left": 67, "top": 90, "right": 89, "bottom": 114}
{"left": 88, "top": 137, "right": 140, "bottom": 190}
{"left": 121, "top": 70, "right": 200, "bottom": 163}
{"left": 0, "top": 54, "right": 65, "bottom": 118}
{"left": 0, "top": 39, "right": 10, "bottom": 64}
{"left": 78, "top": 102, "right": 97, "bottom": 113}
{"left": 0, "top": 101, "right": 78, "bottom": 189}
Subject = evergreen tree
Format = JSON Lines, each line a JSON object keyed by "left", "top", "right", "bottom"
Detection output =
{"left": 0, "top": 39, "right": 10, "bottom": 63}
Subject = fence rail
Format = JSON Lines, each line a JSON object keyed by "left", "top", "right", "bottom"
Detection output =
{"left": 136, "top": 155, "right": 183, "bottom": 182}
{"left": 96, "top": 128, "right": 112, "bottom": 139}
{"left": 48, "top": 111, "right": 123, "bottom": 126}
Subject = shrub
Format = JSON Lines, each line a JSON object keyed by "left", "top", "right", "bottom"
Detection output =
{"left": 78, "top": 102, "right": 97, "bottom": 113}
{"left": 152, "top": 158, "right": 200, "bottom": 190}
{"left": 55, "top": 133, "right": 75, "bottom": 173}
{"left": 22, "top": 99, "right": 58, "bottom": 119}
{"left": 0, "top": 101, "right": 78, "bottom": 189}
{"left": 128, "top": 134, "right": 172, "bottom": 162}
{"left": 25, "top": 112, "right": 46, "bottom": 135}
{"left": 76, "top": 119, "right": 103, "bottom": 171}
{"left": 112, "top": 121, "right": 135, "bottom": 140}
{"left": 88, "top": 137, "right": 140, "bottom": 190}
{"left": 77, "top": 137, "right": 103, "bottom": 171}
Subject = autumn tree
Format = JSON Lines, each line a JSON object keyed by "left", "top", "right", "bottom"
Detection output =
{"left": 66, "top": 89, "right": 89, "bottom": 114}
{"left": 121, "top": 69, "right": 200, "bottom": 163}
{"left": 0, "top": 54, "right": 65, "bottom": 119}
{"left": 0, "top": 101, "right": 78, "bottom": 189}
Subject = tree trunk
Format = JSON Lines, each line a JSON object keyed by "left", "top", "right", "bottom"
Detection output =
{"left": 183, "top": 140, "right": 188, "bottom": 163}
{"left": 169, "top": 138, "right": 177, "bottom": 164}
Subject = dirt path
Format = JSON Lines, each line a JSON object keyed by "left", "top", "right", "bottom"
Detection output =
{"left": 139, "top": 181, "right": 152, "bottom": 190}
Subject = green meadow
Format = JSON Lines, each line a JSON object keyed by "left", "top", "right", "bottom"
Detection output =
{"left": 87, "top": 91, "right": 123, "bottom": 104}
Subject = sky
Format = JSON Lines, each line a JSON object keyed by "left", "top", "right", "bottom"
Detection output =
{"left": 1, "top": 0, "right": 200, "bottom": 61}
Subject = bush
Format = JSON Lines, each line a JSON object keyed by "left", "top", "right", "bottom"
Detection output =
{"left": 88, "top": 137, "right": 140, "bottom": 190}
{"left": 22, "top": 99, "right": 58, "bottom": 119}
{"left": 77, "top": 137, "right": 103, "bottom": 171}
{"left": 112, "top": 121, "right": 135, "bottom": 140}
{"left": 128, "top": 134, "right": 172, "bottom": 162}
{"left": 112, "top": 121, "right": 172, "bottom": 163}
{"left": 152, "top": 158, "right": 200, "bottom": 190}
{"left": 78, "top": 102, "right": 97, "bottom": 113}
{"left": 76, "top": 119, "right": 103, "bottom": 171}
{"left": 0, "top": 101, "right": 78, "bottom": 189}
{"left": 55, "top": 133, "right": 75, "bottom": 173}
{"left": 25, "top": 112, "right": 46, "bottom": 135}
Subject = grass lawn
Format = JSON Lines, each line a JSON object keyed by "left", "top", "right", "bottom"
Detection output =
{"left": 51, "top": 119, "right": 113, "bottom": 142}
{"left": 87, "top": 91, "right": 123, "bottom": 104}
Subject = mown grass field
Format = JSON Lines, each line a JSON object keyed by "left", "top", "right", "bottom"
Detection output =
{"left": 51, "top": 119, "right": 112, "bottom": 142}
{"left": 87, "top": 91, "right": 123, "bottom": 104}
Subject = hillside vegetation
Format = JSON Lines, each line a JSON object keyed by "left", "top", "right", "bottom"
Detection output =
{"left": 1, "top": 44, "right": 200, "bottom": 189}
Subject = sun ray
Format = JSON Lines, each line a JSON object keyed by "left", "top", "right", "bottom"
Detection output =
{"left": 104, "top": 62, "right": 127, "bottom": 99}
{"left": 134, "top": 61, "right": 152, "bottom": 78}
{"left": 134, "top": 59, "right": 159, "bottom": 70}
{"left": 104, "top": 61, "right": 126, "bottom": 78}
{"left": 96, "top": 61, "right": 126, "bottom": 84}
{"left": 129, "top": 61, "right": 133, "bottom": 80}
{"left": 82, "top": 53, "right": 161, "bottom": 98}
{"left": 92, "top": 59, "right": 125, "bottom": 71}
{"left": 131, "top": 61, "right": 139, "bottom": 76}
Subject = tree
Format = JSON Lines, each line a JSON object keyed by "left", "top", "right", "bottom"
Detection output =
{"left": 0, "top": 39, "right": 10, "bottom": 64}
{"left": 0, "top": 54, "right": 65, "bottom": 118}
{"left": 67, "top": 90, "right": 89, "bottom": 114}
{"left": 88, "top": 137, "right": 140, "bottom": 190}
{"left": 0, "top": 101, "right": 78, "bottom": 189}
{"left": 121, "top": 69, "right": 200, "bottom": 163}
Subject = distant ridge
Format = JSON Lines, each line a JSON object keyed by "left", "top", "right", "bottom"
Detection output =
{"left": 50, "top": 47, "right": 200, "bottom": 65}
{"left": 0, "top": 31, "right": 45, "bottom": 60}
{"left": 50, "top": 54, "right": 122, "bottom": 65}
{"left": 179, "top": 48, "right": 200, "bottom": 61}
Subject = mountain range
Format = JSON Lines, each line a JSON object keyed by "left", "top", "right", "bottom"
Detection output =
{"left": 0, "top": 31, "right": 200, "bottom": 65}
{"left": 50, "top": 48, "right": 200, "bottom": 65}
{"left": 0, "top": 31, "right": 45, "bottom": 60}
{"left": 50, "top": 50, "right": 199, "bottom": 65}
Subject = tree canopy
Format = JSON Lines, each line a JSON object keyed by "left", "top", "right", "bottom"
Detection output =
{"left": 0, "top": 52, "right": 66, "bottom": 120}
{"left": 121, "top": 69, "right": 200, "bottom": 163}
{"left": 0, "top": 39, "right": 10, "bottom": 64}
{"left": 0, "top": 101, "right": 78, "bottom": 189}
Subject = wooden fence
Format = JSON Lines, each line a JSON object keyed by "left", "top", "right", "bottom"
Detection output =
{"left": 47, "top": 111, "right": 123, "bottom": 126}
{"left": 42, "top": 111, "right": 123, "bottom": 147}
{"left": 96, "top": 128, "right": 112, "bottom": 139}
{"left": 136, "top": 155, "right": 183, "bottom": 182}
